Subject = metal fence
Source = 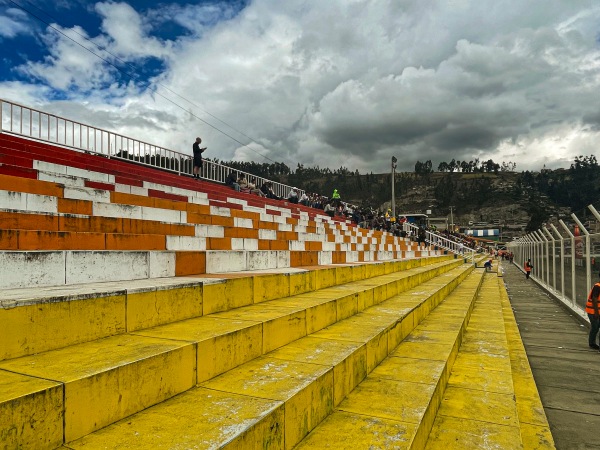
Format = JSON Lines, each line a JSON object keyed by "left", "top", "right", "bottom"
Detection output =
{"left": 0, "top": 98, "right": 301, "bottom": 199}
{"left": 403, "top": 222, "right": 476, "bottom": 262}
{"left": 508, "top": 204, "right": 600, "bottom": 319}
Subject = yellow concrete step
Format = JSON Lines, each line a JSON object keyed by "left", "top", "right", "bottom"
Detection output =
{"left": 0, "top": 334, "right": 196, "bottom": 443}
{"left": 293, "top": 269, "right": 484, "bottom": 449}
{"left": 424, "top": 274, "right": 521, "bottom": 449}
{"left": 0, "top": 371, "right": 63, "bottom": 449}
{"left": 0, "top": 258, "right": 461, "bottom": 448}
{"left": 133, "top": 258, "right": 466, "bottom": 383}
{"left": 63, "top": 264, "right": 476, "bottom": 449}
{"left": 499, "top": 278, "right": 555, "bottom": 449}
{"left": 0, "top": 256, "right": 452, "bottom": 361}
{"left": 424, "top": 276, "right": 555, "bottom": 449}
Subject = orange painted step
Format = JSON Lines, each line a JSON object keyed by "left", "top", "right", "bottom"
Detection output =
{"left": 0, "top": 229, "right": 167, "bottom": 251}
{"left": 0, "top": 211, "right": 196, "bottom": 237}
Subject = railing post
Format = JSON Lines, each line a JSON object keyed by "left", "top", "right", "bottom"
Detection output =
{"left": 559, "top": 220, "right": 576, "bottom": 308}
{"left": 572, "top": 213, "right": 591, "bottom": 299}
{"left": 543, "top": 227, "right": 556, "bottom": 291}
{"left": 529, "top": 234, "right": 539, "bottom": 280}
{"left": 550, "top": 224, "right": 565, "bottom": 302}
{"left": 535, "top": 230, "right": 548, "bottom": 285}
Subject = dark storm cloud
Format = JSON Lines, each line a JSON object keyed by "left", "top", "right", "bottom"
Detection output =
{"left": 1, "top": 0, "right": 599, "bottom": 173}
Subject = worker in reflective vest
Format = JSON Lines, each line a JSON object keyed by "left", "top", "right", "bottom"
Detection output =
{"left": 524, "top": 259, "right": 533, "bottom": 279}
{"left": 586, "top": 277, "right": 600, "bottom": 350}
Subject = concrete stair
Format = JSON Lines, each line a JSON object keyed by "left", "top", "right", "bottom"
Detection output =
{"left": 0, "top": 255, "right": 460, "bottom": 449}
{"left": 0, "top": 139, "right": 437, "bottom": 289}
{"left": 0, "top": 133, "right": 343, "bottom": 219}
{"left": 293, "top": 270, "right": 554, "bottom": 449}
{"left": 293, "top": 269, "right": 483, "bottom": 449}
{"left": 0, "top": 134, "right": 553, "bottom": 449}
{"left": 30, "top": 262, "right": 474, "bottom": 449}
{"left": 423, "top": 275, "right": 555, "bottom": 449}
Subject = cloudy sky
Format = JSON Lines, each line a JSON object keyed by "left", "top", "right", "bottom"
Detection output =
{"left": 0, "top": 0, "right": 599, "bottom": 173}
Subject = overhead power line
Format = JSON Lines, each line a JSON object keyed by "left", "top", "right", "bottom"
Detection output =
{"left": 8, "top": 0, "right": 292, "bottom": 166}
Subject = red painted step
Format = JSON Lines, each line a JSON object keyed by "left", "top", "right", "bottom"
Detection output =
{"left": 0, "top": 134, "right": 350, "bottom": 224}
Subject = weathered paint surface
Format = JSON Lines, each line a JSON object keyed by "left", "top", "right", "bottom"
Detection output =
{"left": 135, "top": 315, "right": 263, "bottom": 383}
{"left": 423, "top": 275, "right": 528, "bottom": 449}
{"left": 0, "top": 293, "right": 126, "bottom": 360}
{"left": 295, "top": 269, "right": 483, "bottom": 449}
{"left": 268, "top": 336, "right": 368, "bottom": 406}
{"left": 0, "top": 370, "right": 63, "bottom": 449}
{"left": 67, "top": 388, "right": 285, "bottom": 449}
{"left": 201, "top": 356, "right": 334, "bottom": 450}
{"left": 295, "top": 411, "right": 418, "bottom": 449}
{"left": 0, "top": 255, "right": 519, "bottom": 449}
{"left": 0, "top": 334, "right": 196, "bottom": 442}
{"left": 126, "top": 284, "right": 203, "bottom": 331}
{"left": 202, "top": 276, "right": 254, "bottom": 314}
{"left": 0, "top": 251, "right": 65, "bottom": 289}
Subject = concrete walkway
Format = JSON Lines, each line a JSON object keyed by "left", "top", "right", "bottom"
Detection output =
{"left": 501, "top": 261, "right": 600, "bottom": 450}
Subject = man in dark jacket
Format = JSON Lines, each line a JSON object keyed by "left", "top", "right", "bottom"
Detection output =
{"left": 192, "top": 137, "right": 207, "bottom": 179}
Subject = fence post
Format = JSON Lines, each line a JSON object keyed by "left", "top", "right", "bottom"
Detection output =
{"left": 550, "top": 224, "right": 566, "bottom": 302}
{"left": 535, "top": 229, "right": 549, "bottom": 285}
{"left": 543, "top": 227, "right": 556, "bottom": 291}
{"left": 572, "top": 213, "right": 591, "bottom": 299}
{"left": 559, "top": 220, "right": 576, "bottom": 308}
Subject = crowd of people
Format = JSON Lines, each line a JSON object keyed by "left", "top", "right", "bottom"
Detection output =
{"left": 221, "top": 166, "right": 512, "bottom": 257}
{"left": 224, "top": 168, "right": 483, "bottom": 250}
{"left": 196, "top": 138, "right": 501, "bottom": 253}
{"left": 224, "top": 168, "right": 359, "bottom": 219}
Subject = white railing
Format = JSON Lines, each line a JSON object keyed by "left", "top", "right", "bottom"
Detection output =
{"left": 0, "top": 98, "right": 300, "bottom": 199}
{"left": 402, "top": 222, "right": 475, "bottom": 262}
{"left": 508, "top": 203, "right": 600, "bottom": 320}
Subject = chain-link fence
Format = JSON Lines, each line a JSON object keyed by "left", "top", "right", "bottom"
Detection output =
{"left": 508, "top": 207, "right": 600, "bottom": 319}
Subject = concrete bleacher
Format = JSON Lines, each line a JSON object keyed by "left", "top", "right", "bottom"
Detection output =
{"left": 0, "top": 133, "right": 432, "bottom": 289}
{"left": 0, "top": 133, "right": 554, "bottom": 449}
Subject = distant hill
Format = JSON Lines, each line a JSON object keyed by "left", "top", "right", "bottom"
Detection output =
{"left": 217, "top": 156, "right": 600, "bottom": 236}
{"left": 286, "top": 166, "right": 598, "bottom": 237}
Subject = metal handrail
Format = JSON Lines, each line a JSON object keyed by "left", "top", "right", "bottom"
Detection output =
{"left": 0, "top": 98, "right": 301, "bottom": 199}
{"left": 402, "top": 222, "right": 475, "bottom": 262}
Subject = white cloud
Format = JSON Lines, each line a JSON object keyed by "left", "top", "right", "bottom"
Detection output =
{"left": 3, "top": 0, "right": 600, "bottom": 174}
{"left": 94, "top": 2, "right": 172, "bottom": 59}
{"left": 157, "top": 0, "right": 600, "bottom": 172}
{"left": 18, "top": 24, "right": 117, "bottom": 91}
{"left": 0, "top": 8, "right": 31, "bottom": 39}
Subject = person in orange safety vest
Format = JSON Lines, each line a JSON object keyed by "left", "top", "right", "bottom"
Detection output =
{"left": 586, "top": 274, "right": 600, "bottom": 350}
{"left": 524, "top": 259, "right": 533, "bottom": 279}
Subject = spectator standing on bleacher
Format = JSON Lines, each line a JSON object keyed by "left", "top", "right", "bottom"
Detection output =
{"left": 417, "top": 227, "right": 426, "bottom": 249}
{"left": 332, "top": 188, "right": 341, "bottom": 206}
{"left": 192, "top": 137, "right": 207, "bottom": 179}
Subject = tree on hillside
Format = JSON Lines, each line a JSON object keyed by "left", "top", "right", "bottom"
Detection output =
{"left": 415, "top": 160, "right": 433, "bottom": 175}
{"left": 482, "top": 159, "right": 500, "bottom": 174}
{"left": 434, "top": 174, "right": 455, "bottom": 207}
{"left": 448, "top": 159, "right": 458, "bottom": 172}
